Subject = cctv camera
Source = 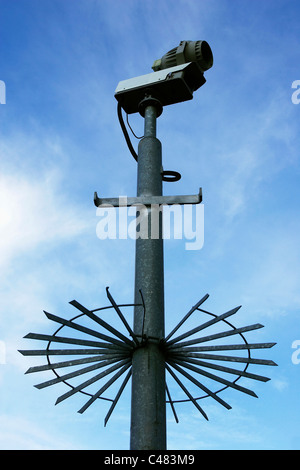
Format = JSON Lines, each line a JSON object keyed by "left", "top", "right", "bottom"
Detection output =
{"left": 152, "top": 40, "right": 213, "bottom": 72}
{"left": 115, "top": 62, "right": 206, "bottom": 115}
{"left": 114, "top": 40, "right": 213, "bottom": 115}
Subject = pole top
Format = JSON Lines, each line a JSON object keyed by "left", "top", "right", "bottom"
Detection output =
{"left": 138, "top": 94, "right": 163, "bottom": 118}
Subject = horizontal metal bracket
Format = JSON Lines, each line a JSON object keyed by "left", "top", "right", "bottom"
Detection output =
{"left": 94, "top": 188, "right": 202, "bottom": 208}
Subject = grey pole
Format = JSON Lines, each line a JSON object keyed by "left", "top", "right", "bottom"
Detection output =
{"left": 130, "top": 100, "right": 166, "bottom": 450}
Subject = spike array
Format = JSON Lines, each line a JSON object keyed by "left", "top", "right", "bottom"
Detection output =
{"left": 19, "top": 290, "right": 277, "bottom": 424}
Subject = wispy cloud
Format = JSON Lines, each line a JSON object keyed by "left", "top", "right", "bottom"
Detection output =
{"left": 0, "top": 167, "right": 88, "bottom": 268}
{"left": 215, "top": 89, "right": 298, "bottom": 220}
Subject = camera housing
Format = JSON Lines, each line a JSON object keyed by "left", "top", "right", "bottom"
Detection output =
{"left": 115, "top": 62, "right": 206, "bottom": 115}
{"left": 152, "top": 40, "right": 213, "bottom": 72}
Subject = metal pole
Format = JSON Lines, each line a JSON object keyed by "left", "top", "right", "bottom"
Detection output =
{"left": 130, "top": 102, "right": 166, "bottom": 450}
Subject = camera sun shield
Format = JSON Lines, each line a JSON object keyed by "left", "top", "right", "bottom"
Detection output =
{"left": 114, "top": 62, "right": 206, "bottom": 115}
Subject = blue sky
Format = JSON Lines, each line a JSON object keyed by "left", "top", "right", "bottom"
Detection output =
{"left": 0, "top": 0, "right": 300, "bottom": 450}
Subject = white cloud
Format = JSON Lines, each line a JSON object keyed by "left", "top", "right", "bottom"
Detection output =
{"left": 239, "top": 221, "right": 300, "bottom": 317}
{"left": 217, "top": 89, "right": 298, "bottom": 221}
{"left": 0, "top": 170, "right": 86, "bottom": 265}
{"left": 0, "top": 131, "right": 90, "bottom": 269}
{"left": 271, "top": 377, "right": 289, "bottom": 392}
{"left": 0, "top": 130, "right": 98, "bottom": 362}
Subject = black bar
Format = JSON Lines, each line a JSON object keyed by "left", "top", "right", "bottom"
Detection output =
{"left": 78, "top": 362, "right": 132, "bottom": 414}
{"left": 55, "top": 358, "right": 131, "bottom": 405}
{"left": 165, "top": 363, "right": 208, "bottom": 421}
{"left": 44, "top": 311, "right": 131, "bottom": 349}
{"left": 166, "top": 306, "right": 241, "bottom": 346}
{"left": 104, "top": 368, "right": 132, "bottom": 426}
{"left": 70, "top": 300, "right": 134, "bottom": 347}
{"left": 106, "top": 288, "right": 140, "bottom": 346}
{"left": 35, "top": 357, "right": 127, "bottom": 390}
{"left": 166, "top": 323, "right": 264, "bottom": 349}
{"left": 167, "top": 360, "right": 231, "bottom": 410}
{"left": 164, "top": 294, "right": 209, "bottom": 342}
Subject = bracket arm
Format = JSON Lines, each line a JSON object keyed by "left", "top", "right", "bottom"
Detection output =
{"left": 94, "top": 188, "right": 202, "bottom": 207}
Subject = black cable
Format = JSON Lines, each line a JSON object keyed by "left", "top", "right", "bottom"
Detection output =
{"left": 117, "top": 102, "right": 138, "bottom": 161}
{"left": 126, "top": 113, "right": 143, "bottom": 140}
{"left": 117, "top": 102, "right": 181, "bottom": 182}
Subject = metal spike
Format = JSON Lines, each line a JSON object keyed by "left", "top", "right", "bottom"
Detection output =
{"left": 69, "top": 300, "right": 134, "bottom": 347}
{"left": 25, "top": 354, "right": 128, "bottom": 374}
{"left": 166, "top": 323, "right": 264, "bottom": 349}
{"left": 78, "top": 362, "right": 132, "bottom": 414}
{"left": 167, "top": 306, "right": 242, "bottom": 346}
{"left": 170, "top": 355, "right": 270, "bottom": 382}
{"left": 43, "top": 311, "right": 131, "bottom": 350}
{"left": 19, "top": 348, "right": 122, "bottom": 356}
{"left": 165, "top": 384, "right": 179, "bottom": 424}
{"left": 23, "top": 332, "right": 125, "bottom": 350}
{"left": 171, "top": 351, "right": 277, "bottom": 366}
{"left": 169, "top": 342, "right": 276, "bottom": 353}
{"left": 168, "top": 359, "right": 232, "bottom": 410}
{"left": 164, "top": 294, "right": 209, "bottom": 342}
{"left": 172, "top": 358, "right": 258, "bottom": 398}
{"left": 35, "top": 356, "right": 126, "bottom": 390}
{"left": 55, "top": 358, "right": 131, "bottom": 405}
{"left": 104, "top": 368, "right": 132, "bottom": 426}
{"left": 106, "top": 287, "right": 140, "bottom": 346}
{"left": 165, "top": 363, "right": 208, "bottom": 421}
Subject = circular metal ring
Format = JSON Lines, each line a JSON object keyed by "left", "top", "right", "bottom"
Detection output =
{"left": 162, "top": 170, "right": 181, "bottom": 182}
{"left": 46, "top": 306, "right": 249, "bottom": 404}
